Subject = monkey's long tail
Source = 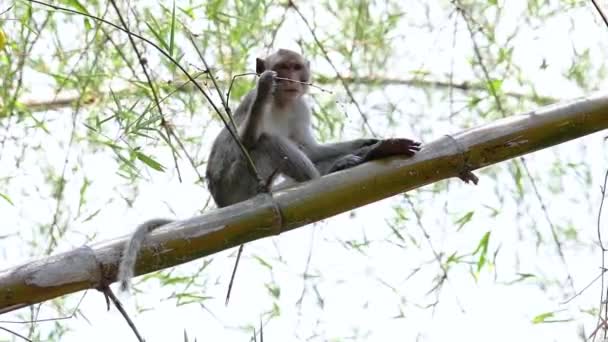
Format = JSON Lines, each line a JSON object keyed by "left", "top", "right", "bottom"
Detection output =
{"left": 117, "top": 218, "right": 174, "bottom": 292}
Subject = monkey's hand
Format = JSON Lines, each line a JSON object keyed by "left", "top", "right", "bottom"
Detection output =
{"left": 328, "top": 154, "right": 365, "bottom": 173}
{"left": 365, "top": 138, "right": 421, "bottom": 160}
{"left": 257, "top": 70, "right": 277, "bottom": 97}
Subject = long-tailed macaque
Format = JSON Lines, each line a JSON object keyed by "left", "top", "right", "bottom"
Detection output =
{"left": 205, "top": 49, "right": 422, "bottom": 206}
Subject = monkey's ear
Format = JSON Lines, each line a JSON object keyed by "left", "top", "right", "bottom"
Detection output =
{"left": 256, "top": 58, "right": 266, "bottom": 75}
{"left": 306, "top": 60, "right": 310, "bottom": 69}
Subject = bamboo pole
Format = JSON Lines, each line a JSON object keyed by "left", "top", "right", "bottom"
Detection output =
{"left": 1, "top": 92, "right": 607, "bottom": 313}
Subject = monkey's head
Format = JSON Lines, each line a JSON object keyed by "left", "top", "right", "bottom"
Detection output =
{"left": 257, "top": 49, "right": 310, "bottom": 103}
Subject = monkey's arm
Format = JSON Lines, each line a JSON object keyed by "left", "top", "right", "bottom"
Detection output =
{"left": 256, "top": 133, "right": 320, "bottom": 182}
{"left": 323, "top": 140, "right": 477, "bottom": 185}
{"left": 312, "top": 138, "right": 420, "bottom": 174}
{"left": 237, "top": 71, "right": 276, "bottom": 147}
{"left": 305, "top": 140, "right": 379, "bottom": 162}
{"left": 292, "top": 121, "right": 377, "bottom": 162}
{"left": 300, "top": 135, "right": 421, "bottom": 164}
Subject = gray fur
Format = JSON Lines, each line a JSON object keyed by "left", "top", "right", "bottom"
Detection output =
{"left": 118, "top": 218, "right": 173, "bottom": 292}
{"left": 206, "top": 52, "right": 377, "bottom": 208}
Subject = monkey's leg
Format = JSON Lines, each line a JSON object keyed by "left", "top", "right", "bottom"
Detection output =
{"left": 325, "top": 138, "right": 422, "bottom": 173}
{"left": 312, "top": 154, "right": 364, "bottom": 175}
{"left": 256, "top": 133, "right": 320, "bottom": 182}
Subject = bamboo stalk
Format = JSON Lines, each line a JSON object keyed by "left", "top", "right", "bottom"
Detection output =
{"left": 1, "top": 92, "right": 607, "bottom": 313}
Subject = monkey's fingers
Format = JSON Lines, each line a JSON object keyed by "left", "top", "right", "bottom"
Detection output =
{"left": 257, "top": 70, "right": 277, "bottom": 95}
{"left": 366, "top": 138, "right": 422, "bottom": 160}
{"left": 458, "top": 170, "right": 479, "bottom": 185}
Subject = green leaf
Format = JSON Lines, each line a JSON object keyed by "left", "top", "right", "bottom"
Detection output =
{"left": 135, "top": 151, "right": 166, "bottom": 172}
{"left": 532, "top": 311, "right": 555, "bottom": 324}
{"left": 82, "top": 208, "right": 101, "bottom": 222}
{"left": 0, "top": 28, "right": 6, "bottom": 49}
{"left": 169, "top": 1, "right": 176, "bottom": 57}
{"left": 253, "top": 255, "right": 273, "bottom": 270}
{"left": 472, "top": 231, "right": 490, "bottom": 255}
{"left": 173, "top": 293, "right": 212, "bottom": 306}
{"left": 455, "top": 211, "right": 474, "bottom": 231}
{"left": 473, "top": 231, "right": 491, "bottom": 272}
{"left": 144, "top": 17, "right": 170, "bottom": 53}
{"left": 487, "top": 79, "right": 503, "bottom": 94}
{"left": 83, "top": 18, "right": 92, "bottom": 30}
{"left": 0, "top": 192, "right": 14, "bottom": 206}
{"left": 61, "top": 0, "right": 89, "bottom": 14}
{"left": 505, "top": 273, "right": 536, "bottom": 285}
{"left": 446, "top": 252, "right": 463, "bottom": 264}
{"left": 265, "top": 283, "right": 281, "bottom": 299}
{"left": 178, "top": 6, "right": 194, "bottom": 18}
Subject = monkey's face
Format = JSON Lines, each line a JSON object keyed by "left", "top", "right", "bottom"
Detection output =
{"left": 272, "top": 58, "right": 310, "bottom": 100}
{"left": 257, "top": 50, "right": 311, "bottom": 103}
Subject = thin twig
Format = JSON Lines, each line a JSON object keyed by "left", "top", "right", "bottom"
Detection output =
{"left": 455, "top": 1, "right": 574, "bottom": 290}
{"left": 45, "top": 31, "right": 99, "bottom": 254}
{"left": 226, "top": 72, "right": 257, "bottom": 105}
{"left": 225, "top": 244, "right": 243, "bottom": 306}
{"left": 0, "top": 290, "right": 87, "bottom": 324}
{"left": 597, "top": 169, "right": 608, "bottom": 250}
{"left": 0, "top": 326, "right": 32, "bottom": 342}
{"left": 561, "top": 269, "right": 605, "bottom": 305}
{"left": 595, "top": 169, "right": 608, "bottom": 341}
{"left": 187, "top": 32, "right": 238, "bottom": 135}
{"left": 289, "top": 1, "right": 377, "bottom": 137}
{"left": 590, "top": 0, "right": 608, "bottom": 29}
{"left": 404, "top": 195, "right": 466, "bottom": 312}
{"left": 295, "top": 227, "right": 316, "bottom": 311}
{"left": 101, "top": 286, "right": 145, "bottom": 342}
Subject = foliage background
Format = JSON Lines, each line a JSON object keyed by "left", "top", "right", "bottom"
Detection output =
{"left": 1, "top": 0, "right": 607, "bottom": 341}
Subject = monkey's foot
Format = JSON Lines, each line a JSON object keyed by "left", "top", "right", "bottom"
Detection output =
{"left": 367, "top": 138, "right": 421, "bottom": 160}
{"left": 256, "top": 167, "right": 281, "bottom": 193}
{"left": 256, "top": 180, "right": 271, "bottom": 194}
{"left": 328, "top": 154, "right": 365, "bottom": 173}
{"left": 458, "top": 170, "right": 479, "bottom": 185}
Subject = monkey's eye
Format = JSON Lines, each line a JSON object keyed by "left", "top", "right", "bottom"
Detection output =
{"left": 294, "top": 64, "right": 302, "bottom": 71}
